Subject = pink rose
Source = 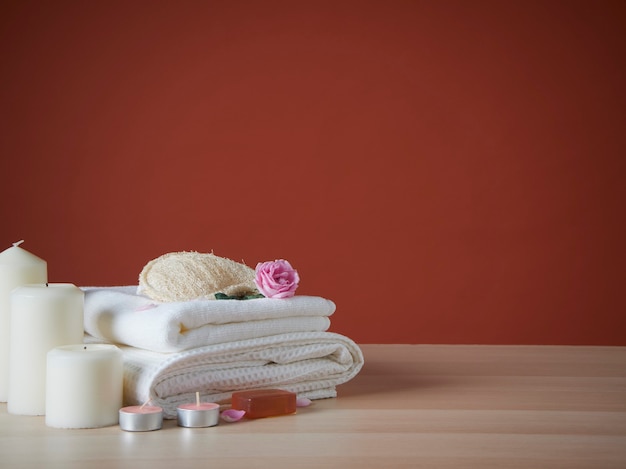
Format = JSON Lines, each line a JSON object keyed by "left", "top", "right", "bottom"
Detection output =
{"left": 254, "top": 259, "right": 300, "bottom": 299}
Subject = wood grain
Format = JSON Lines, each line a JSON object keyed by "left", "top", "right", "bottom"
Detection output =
{"left": 1, "top": 345, "right": 625, "bottom": 468}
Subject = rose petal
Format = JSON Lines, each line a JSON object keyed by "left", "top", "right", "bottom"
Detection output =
{"left": 221, "top": 409, "right": 246, "bottom": 422}
{"left": 296, "top": 397, "right": 312, "bottom": 407}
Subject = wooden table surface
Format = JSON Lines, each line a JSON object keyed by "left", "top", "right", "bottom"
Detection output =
{"left": 1, "top": 344, "right": 625, "bottom": 468}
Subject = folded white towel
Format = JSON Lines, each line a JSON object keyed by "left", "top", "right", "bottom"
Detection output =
{"left": 106, "top": 331, "right": 364, "bottom": 419}
{"left": 82, "top": 286, "right": 335, "bottom": 353}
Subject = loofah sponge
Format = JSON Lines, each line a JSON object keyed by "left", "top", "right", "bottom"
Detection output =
{"left": 138, "top": 251, "right": 258, "bottom": 302}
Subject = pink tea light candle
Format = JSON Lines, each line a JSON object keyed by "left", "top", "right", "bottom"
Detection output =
{"left": 45, "top": 344, "right": 123, "bottom": 429}
{"left": 177, "top": 392, "right": 219, "bottom": 428}
{"left": 119, "top": 402, "right": 163, "bottom": 432}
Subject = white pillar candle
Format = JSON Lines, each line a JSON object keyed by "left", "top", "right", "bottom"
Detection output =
{"left": 7, "top": 283, "right": 84, "bottom": 415}
{"left": 0, "top": 240, "right": 47, "bottom": 401}
{"left": 46, "top": 344, "right": 123, "bottom": 429}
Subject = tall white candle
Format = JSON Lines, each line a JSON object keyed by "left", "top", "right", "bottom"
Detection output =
{"left": 46, "top": 344, "right": 123, "bottom": 429}
{"left": 7, "top": 283, "right": 84, "bottom": 415}
{"left": 0, "top": 241, "right": 47, "bottom": 401}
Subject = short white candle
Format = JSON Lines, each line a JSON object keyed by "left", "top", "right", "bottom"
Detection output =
{"left": 0, "top": 241, "right": 47, "bottom": 401}
{"left": 46, "top": 344, "right": 123, "bottom": 429}
{"left": 7, "top": 283, "right": 84, "bottom": 415}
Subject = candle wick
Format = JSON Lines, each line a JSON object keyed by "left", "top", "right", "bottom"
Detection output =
{"left": 196, "top": 391, "right": 200, "bottom": 407}
{"left": 13, "top": 240, "right": 25, "bottom": 247}
{"left": 140, "top": 398, "right": 151, "bottom": 410}
{"left": 46, "top": 283, "right": 49, "bottom": 287}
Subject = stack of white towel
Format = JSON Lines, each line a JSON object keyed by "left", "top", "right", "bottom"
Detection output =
{"left": 82, "top": 286, "right": 364, "bottom": 418}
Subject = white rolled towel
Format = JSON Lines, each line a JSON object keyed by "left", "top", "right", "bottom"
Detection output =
{"left": 82, "top": 286, "right": 335, "bottom": 353}
{"left": 107, "top": 331, "right": 364, "bottom": 419}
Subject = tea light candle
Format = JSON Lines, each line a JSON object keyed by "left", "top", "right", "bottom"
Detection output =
{"left": 177, "top": 392, "right": 219, "bottom": 428}
{"left": 45, "top": 344, "right": 123, "bottom": 429}
{"left": 0, "top": 241, "right": 47, "bottom": 402}
{"left": 7, "top": 283, "right": 83, "bottom": 415}
{"left": 119, "top": 404, "right": 163, "bottom": 432}
{"left": 119, "top": 405, "right": 163, "bottom": 432}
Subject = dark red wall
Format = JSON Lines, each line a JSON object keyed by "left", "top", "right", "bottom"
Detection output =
{"left": 1, "top": 0, "right": 625, "bottom": 344}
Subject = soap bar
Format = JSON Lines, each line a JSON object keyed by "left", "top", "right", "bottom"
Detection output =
{"left": 231, "top": 389, "right": 297, "bottom": 419}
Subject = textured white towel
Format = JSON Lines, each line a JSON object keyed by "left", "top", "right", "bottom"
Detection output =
{"left": 103, "top": 331, "right": 364, "bottom": 419}
{"left": 82, "top": 286, "right": 335, "bottom": 353}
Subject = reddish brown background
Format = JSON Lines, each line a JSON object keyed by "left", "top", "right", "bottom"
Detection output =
{"left": 1, "top": 1, "right": 625, "bottom": 345}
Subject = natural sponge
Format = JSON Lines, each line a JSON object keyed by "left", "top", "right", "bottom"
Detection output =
{"left": 138, "top": 251, "right": 257, "bottom": 302}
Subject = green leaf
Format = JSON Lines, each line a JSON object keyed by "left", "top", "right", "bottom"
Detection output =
{"left": 214, "top": 292, "right": 265, "bottom": 300}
